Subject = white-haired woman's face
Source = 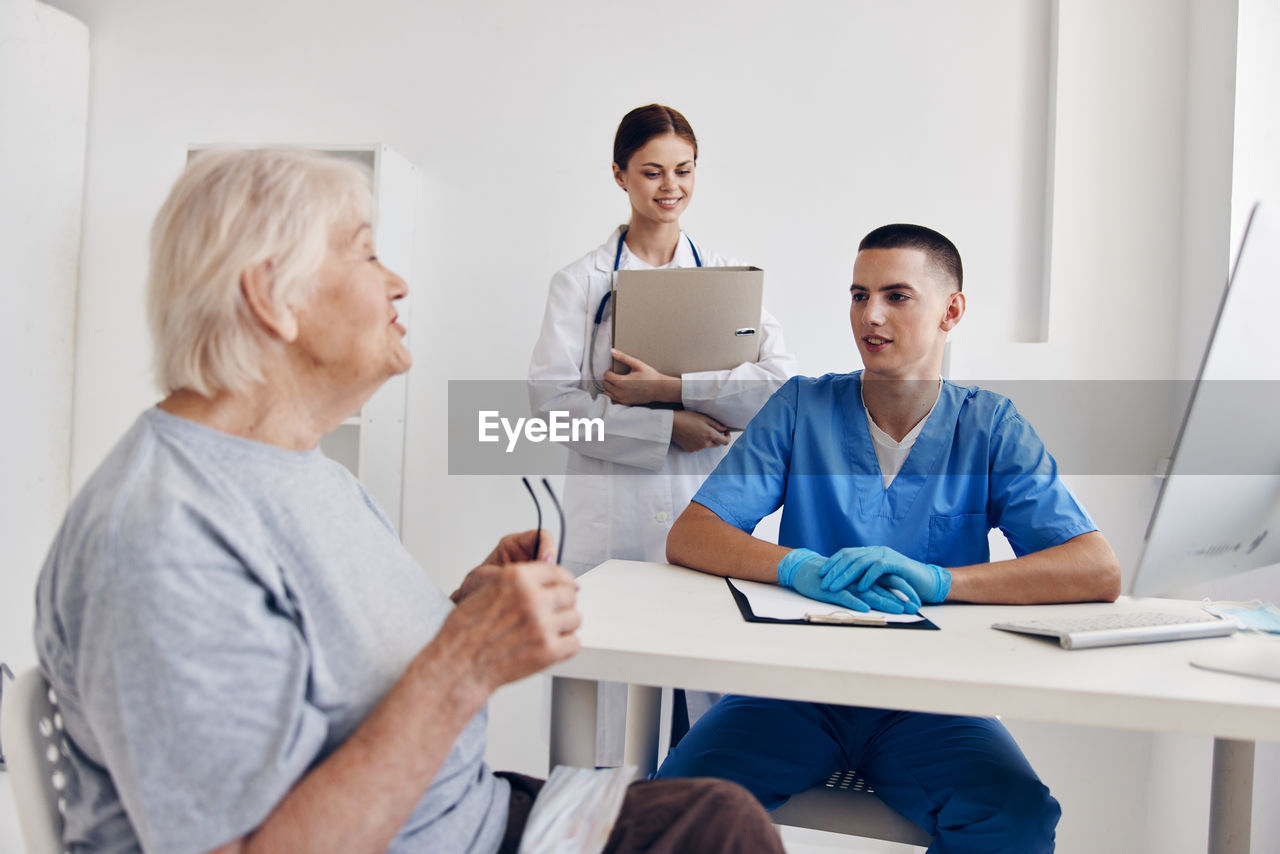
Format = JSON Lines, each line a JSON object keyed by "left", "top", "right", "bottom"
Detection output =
{"left": 291, "top": 219, "right": 410, "bottom": 392}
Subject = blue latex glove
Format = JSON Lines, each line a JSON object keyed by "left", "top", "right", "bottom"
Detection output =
{"left": 817, "top": 547, "right": 924, "bottom": 613}
{"left": 777, "top": 548, "right": 908, "bottom": 614}
{"left": 819, "top": 545, "right": 951, "bottom": 605}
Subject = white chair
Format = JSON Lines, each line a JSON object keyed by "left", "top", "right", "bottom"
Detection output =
{"left": 1, "top": 668, "right": 69, "bottom": 854}
{"left": 771, "top": 768, "right": 933, "bottom": 848}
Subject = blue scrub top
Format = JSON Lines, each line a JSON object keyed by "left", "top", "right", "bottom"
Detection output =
{"left": 693, "top": 372, "right": 1097, "bottom": 568}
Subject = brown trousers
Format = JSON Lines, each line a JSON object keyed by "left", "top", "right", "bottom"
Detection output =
{"left": 496, "top": 772, "right": 784, "bottom": 854}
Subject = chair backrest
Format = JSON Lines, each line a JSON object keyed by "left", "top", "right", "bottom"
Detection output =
{"left": 1, "top": 668, "right": 68, "bottom": 854}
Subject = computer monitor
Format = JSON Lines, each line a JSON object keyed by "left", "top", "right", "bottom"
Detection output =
{"left": 1129, "top": 202, "right": 1280, "bottom": 680}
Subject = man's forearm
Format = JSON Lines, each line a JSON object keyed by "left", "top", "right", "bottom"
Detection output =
{"left": 946, "top": 531, "right": 1122, "bottom": 604}
{"left": 666, "top": 501, "right": 789, "bottom": 583}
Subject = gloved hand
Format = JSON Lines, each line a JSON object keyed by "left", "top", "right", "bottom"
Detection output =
{"left": 817, "top": 546, "right": 923, "bottom": 613}
{"left": 819, "top": 545, "right": 951, "bottom": 606}
{"left": 777, "top": 548, "right": 908, "bottom": 614}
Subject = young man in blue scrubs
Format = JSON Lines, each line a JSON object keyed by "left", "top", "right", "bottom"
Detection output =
{"left": 655, "top": 224, "right": 1122, "bottom": 853}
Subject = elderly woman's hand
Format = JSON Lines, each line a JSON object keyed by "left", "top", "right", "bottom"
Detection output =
{"left": 602, "top": 349, "right": 682, "bottom": 406}
{"left": 451, "top": 529, "right": 554, "bottom": 604}
{"left": 484, "top": 528, "right": 554, "bottom": 565}
{"left": 439, "top": 561, "right": 581, "bottom": 693}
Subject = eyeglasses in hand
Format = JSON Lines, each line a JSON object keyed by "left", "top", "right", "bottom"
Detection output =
{"left": 522, "top": 476, "right": 565, "bottom": 566}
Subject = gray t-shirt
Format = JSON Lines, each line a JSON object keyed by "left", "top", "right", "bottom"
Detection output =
{"left": 34, "top": 409, "right": 509, "bottom": 854}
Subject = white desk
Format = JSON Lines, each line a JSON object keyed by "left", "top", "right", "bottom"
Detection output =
{"left": 548, "top": 560, "right": 1280, "bottom": 854}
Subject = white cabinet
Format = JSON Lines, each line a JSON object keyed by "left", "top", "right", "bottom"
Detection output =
{"left": 186, "top": 143, "right": 420, "bottom": 534}
{"left": 315, "top": 145, "right": 418, "bottom": 535}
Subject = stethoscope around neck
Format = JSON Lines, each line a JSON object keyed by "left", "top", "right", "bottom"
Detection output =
{"left": 586, "top": 226, "right": 703, "bottom": 390}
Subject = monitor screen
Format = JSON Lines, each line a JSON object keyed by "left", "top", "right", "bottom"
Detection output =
{"left": 1131, "top": 202, "right": 1280, "bottom": 597}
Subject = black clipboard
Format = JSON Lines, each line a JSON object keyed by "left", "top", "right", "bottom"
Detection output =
{"left": 727, "top": 578, "right": 940, "bottom": 630}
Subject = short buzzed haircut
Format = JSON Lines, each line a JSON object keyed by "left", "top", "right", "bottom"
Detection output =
{"left": 858, "top": 224, "right": 963, "bottom": 292}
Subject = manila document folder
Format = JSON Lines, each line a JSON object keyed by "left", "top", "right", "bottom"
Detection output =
{"left": 612, "top": 266, "right": 763, "bottom": 377}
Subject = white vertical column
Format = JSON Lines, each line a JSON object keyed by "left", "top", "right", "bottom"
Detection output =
{"left": 1208, "top": 738, "right": 1254, "bottom": 854}
{"left": 0, "top": 0, "right": 89, "bottom": 672}
{"left": 623, "top": 685, "right": 662, "bottom": 777}
{"left": 549, "top": 676, "right": 598, "bottom": 769}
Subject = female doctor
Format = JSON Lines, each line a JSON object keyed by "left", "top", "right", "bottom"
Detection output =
{"left": 528, "top": 104, "right": 796, "bottom": 764}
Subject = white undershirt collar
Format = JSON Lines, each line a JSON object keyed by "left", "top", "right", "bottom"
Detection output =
{"left": 862, "top": 378, "right": 943, "bottom": 488}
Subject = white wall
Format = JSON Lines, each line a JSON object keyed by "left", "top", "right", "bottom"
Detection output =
{"left": 0, "top": 1, "right": 88, "bottom": 848}
{"left": 1143, "top": 1, "right": 1280, "bottom": 849}
{"left": 0, "top": 0, "right": 87, "bottom": 680}
{"left": 1229, "top": 0, "right": 1280, "bottom": 264}
{"left": 18, "top": 0, "right": 1272, "bottom": 851}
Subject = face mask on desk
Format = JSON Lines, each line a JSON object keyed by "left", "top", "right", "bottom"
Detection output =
{"left": 1202, "top": 599, "right": 1280, "bottom": 634}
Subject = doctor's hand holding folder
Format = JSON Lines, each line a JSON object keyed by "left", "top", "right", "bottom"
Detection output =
{"left": 602, "top": 262, "right": 768, "bottom": 451}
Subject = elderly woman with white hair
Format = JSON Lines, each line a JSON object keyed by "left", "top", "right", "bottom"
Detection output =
{"left": 32, "top": 149, "right": 782, "bottom": 854}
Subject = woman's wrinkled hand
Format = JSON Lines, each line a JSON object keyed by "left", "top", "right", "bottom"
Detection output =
{"left": 441, "top": 561, "right": 581, "bottom": 691}
{"left": 451, "top": 529, "right": 554, "bottom": 604}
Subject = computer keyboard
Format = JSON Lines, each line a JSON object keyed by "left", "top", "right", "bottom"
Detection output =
{"left": 992, "top": 611, "right": 1237, "bottom": 650}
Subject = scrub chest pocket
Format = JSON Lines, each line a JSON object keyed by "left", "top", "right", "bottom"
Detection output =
{"left": 927, "top": 512, "right": 990, "bottom": 567}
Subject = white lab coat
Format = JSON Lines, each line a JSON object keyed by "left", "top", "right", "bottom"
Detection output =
{"left": 529, "top": 226, "right": 797, "bottom": 577}
{"left": 529, "top": 227, "right": 797, "bottom": 765}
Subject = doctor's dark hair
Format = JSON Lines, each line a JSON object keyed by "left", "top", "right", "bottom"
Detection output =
{"left": 859, "top": 224, "right": 964, "bottom": 292}
{"left": 613, "top": 104, "right": 698, "bottom": 170}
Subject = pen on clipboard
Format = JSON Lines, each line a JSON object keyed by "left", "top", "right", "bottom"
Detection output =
{"left": 804, "top": 611, "right": 888, "bottom": 626}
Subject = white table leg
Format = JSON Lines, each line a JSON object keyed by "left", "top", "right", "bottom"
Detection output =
{"left": 550, "top": 676, "right": 598, "bottom": 769}
{"left": 623, "top": 684, "right": 663, "bottom": 777}
{"left": 1208, "top": 738, "right": 1254, "bottom": 854}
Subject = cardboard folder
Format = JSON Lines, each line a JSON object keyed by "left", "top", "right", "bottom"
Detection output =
{"left": 611, "top": 266, "right": 764, "bottom": 376}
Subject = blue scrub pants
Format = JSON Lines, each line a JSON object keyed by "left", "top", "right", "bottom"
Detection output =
{"left": 654, "top": 695, "right": 1060, "bottom": 854}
